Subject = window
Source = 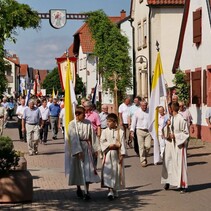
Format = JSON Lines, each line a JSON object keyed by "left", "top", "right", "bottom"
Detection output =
{"left": 193, "top": 8, "right": 202, "bottom": 44}
{"left": 137, "top": 22, "right": 142, "bottom": 50}
{"left": 143, "top": 19, "right": 147, "bottom": 48}
{"left": 192, "top": 70, "right": 201, "bottom": 106}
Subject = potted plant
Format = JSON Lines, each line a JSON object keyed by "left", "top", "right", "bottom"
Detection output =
{"left": 0, "top": 136, "right": 33, "bottom": 203}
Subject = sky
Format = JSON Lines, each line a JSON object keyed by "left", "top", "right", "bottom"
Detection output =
{"left": 4, "top": 0, "right": 131, "bottom": 70}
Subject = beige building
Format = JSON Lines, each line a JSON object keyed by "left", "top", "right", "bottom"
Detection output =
{"left": 4, "top": 54, "right": 20, "bottom": 97}
{"left": 130, "top": 0, "right": 184, "bottom": 100}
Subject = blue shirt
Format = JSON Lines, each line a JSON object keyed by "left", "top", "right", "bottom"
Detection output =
{"left": 49, "top": 104, "right": 60, "bottom": 117}
{"left": 23, "top": 107, "right": 41, "bottom": 124}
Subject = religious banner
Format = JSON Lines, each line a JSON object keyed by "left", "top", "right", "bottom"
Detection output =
{"left": 49, "top": 10, "right": 67, "bottom": 29}
{"left": 56, "top": 57, "right": 77, "bottom": 90}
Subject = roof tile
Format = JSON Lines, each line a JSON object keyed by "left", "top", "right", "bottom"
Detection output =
{"left": 20, "top": 64, "right": 28, "bottom": 76}
{"left": 147, "top": 0, "right": 184, "bottom": 5}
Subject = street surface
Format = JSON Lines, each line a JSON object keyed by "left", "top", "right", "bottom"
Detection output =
{"left": 1, "top": 118, "right": 211, "bottom": 211}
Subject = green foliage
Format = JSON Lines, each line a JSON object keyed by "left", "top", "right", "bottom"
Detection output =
{"left": 172, "top": 70, "right": 190, "bottom": 104}
{"left": 42, "top": 67, "right": 84, "bottom": 96}
{"left": 86, "top": 10, "right": 132, "bottom": 96}
{"left": 0, "top": 136, "right": 19, "bottom": 173}
{"left": 0, "top": 0, "right": 40, "bottom": 96}
{"left": 75, "top": 74, "right": 84, "bottom": 95}
{"left": 42, "top": 67, "right": 62, "bottom": 95}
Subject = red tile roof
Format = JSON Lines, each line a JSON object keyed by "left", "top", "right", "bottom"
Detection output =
{"left": 5, "top": 55, "right": 20, "bottom": 66}
{"left": 20, "top": 64, "right": 28, "bottom": 76}
{"left": 147, "top": 0, "right": 184, "bottom": 4}
{"left": 74, "top": 15, "right": 125, "bottom": 54}
{"left": 38, "top": 70, "right": 48, "bottom": 84}
{"left": 61, "top": 43, "right": 74, "bottom": 58}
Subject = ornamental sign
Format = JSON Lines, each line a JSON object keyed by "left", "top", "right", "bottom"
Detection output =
{"left": 49, "top": 9, "right": 67, "bottom": 29}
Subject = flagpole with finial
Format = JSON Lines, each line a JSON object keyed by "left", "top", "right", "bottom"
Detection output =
{"left": 156, "top": 40, "right": 160, "bottom": 52}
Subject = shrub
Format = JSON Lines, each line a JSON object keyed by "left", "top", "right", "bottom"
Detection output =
{"left": 0, "top": 136, "right": 19, "bottom": 174}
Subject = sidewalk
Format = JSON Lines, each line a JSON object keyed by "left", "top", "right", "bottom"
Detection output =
{"left": 1, "top": 118, "right": 211, "bottom": 210}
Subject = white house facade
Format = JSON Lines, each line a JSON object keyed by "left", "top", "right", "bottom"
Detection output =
{"left": 4, "top": 56, "right": 20, "bottom": 97}
{"left": 130, "top": 0, "right": 184, "bottom": 100}
{"left": 172, "top": 0, "right": 211, "bottom": 142}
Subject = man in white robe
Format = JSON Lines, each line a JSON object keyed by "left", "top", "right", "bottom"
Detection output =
{"left": 161, "top": 102, "right": 189, "bottom": 193}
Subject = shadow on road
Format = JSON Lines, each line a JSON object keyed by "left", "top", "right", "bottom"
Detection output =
{"left": 188, "top": 146, "right": 204, "bottom": 150}
{"left": 188, "top": 183, "right": 211, "bottom": 192}
{"left": 188, "top": 161, "right": 207, "bottom": 166}
{"left": 5, "top": 120, "right": 18, "bottom": 129}
{"left": 188, "top": 153, "right": 211, "bottom": 158}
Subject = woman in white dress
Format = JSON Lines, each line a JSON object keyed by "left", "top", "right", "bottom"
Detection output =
{"left": 100, "top": 113, "right": 127, "bottom": 200}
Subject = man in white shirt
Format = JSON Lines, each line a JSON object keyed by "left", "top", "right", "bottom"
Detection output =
{"left": 0, "top": 103, "right": 7, "bottom": 136}
{"left": 130, "top": 100, "right": 152, "bottom": 167}
{"left": 16, "top": 98, "right": 27, "bottom": 141}
{"left": 39, "top": 99, "right": 50, "bottom": 144}
{"left": 99, "top": 104, "right": 109, "bottom": 130}
{"left": 47, "top": 97, "right": 53, "bottom": 130}
{"left": 58, "top": 107, "right": 65, "bottom": 141}
{"left": 118, "top": 96, "right": 131, "bottom": 148}
{"left": 128, "top": 96, "right": 142, "bottom": 155}
{"left": 1, "top": 97, "right": 8, "bottom": 128}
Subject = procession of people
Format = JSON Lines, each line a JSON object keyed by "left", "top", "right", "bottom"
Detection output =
{"left": 0, "top": 92, "right": 195, "bottom": 200}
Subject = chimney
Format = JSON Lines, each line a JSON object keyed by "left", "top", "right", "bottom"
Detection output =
{"left": 120, "top": 10, "right": 126, "bottom": 20}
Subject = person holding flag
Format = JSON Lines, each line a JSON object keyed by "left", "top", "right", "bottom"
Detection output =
{"left": 64, "top": 53, "right": 100, "bottom": 200}
{"left": 67, "top": 106, "right": 101, "bottom": 200}
{"left": 148, "top": 52, "right": 167, "bottom": 165}
{"left": 161, "top": 102, "right": 189, "bottom": 193}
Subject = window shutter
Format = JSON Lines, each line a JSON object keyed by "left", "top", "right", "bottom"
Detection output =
{"left": 207, "top": 69, "right": 211, "bottom": 106}
{"left": 203, "top": 69, "right": 207, "bottom": 104}
{"left": 185, "top": 72, "right": 191, "bottom": 106}
{"left": 193, "top": 9, "right": 202, "bottom": 44}
{"left": 192, "top": 70, "right": 201, "bottom": 106}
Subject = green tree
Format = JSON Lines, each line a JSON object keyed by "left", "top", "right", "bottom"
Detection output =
{"left": 42, "top": 67, "right": 84, "bottom": 96}
{"left": 42, "top": 67, "right": 62, "bottom": 95}
{"left": 172, "top": 70, "right": 190, "bottom": 104}
{"left": 86, "top": 10, "right": 132, "bottom": 98}
{"left": 75, "top": 74, "right": 85, "bottom": 95}
{"left": 0, "top": 0, "right": 40, "bottom": 96}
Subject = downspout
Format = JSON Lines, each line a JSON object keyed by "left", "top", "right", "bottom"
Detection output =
{"left": 129, "top": 18, "right": 137, "bottom": 98}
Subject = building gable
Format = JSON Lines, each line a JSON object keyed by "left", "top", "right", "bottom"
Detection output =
{"left": 173, "top": 0, "right": 211, "bottom": 73}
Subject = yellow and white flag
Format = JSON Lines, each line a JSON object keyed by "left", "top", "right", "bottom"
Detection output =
{"left": 148, "top": 52, "right": 167, "bottom": 164}
{"left": 64, "top": 57, "right": 77, "bottom": 175}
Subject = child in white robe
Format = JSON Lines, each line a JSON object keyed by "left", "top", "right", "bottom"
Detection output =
{"left": 67, "top": 106, "right": 101, "bottom": 200}
{"left": 100, "top": 113, "right": 126, "bottom": 200}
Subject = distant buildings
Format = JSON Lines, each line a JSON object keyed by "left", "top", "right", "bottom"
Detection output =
{"left": 3, "top": 53, "right": 48, "bottom": 97}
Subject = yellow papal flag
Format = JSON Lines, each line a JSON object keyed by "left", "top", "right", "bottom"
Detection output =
{"left": 64, "top": 57, "right": 77, "bottom": 175}
{"left": 148, "top": 52, "right": 167, "bottom": 164}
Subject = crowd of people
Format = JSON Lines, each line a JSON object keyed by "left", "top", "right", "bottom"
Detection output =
{"left": 0, "top": 93, "right": 202, "bottom": 200}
